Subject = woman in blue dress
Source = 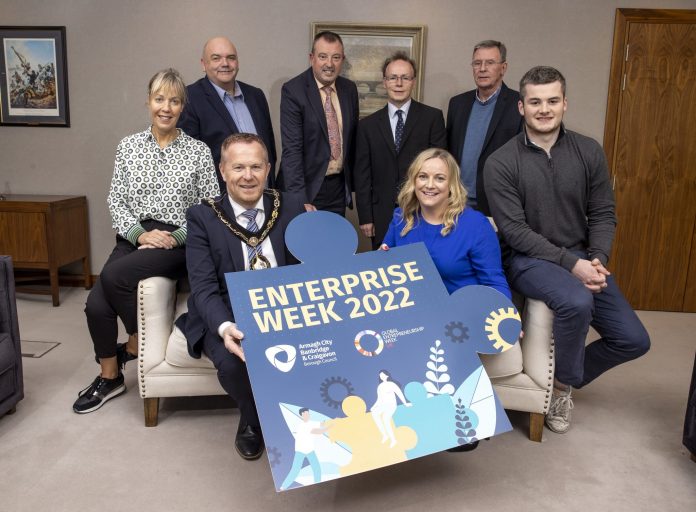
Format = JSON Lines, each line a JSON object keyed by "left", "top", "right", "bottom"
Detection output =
{"left": 382, "top": 148, "right": 511, "bottom": 452}
{"left": 382, "top": 147, "right": 511, "bottom": 299}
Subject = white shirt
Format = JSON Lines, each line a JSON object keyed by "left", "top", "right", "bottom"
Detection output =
{"left": 217, "top": 194, "right": 278, "bottom": 338}
{"left": 227, "top": 195, "right": 278, "bottom": 271}
{"left": 387, "top": 99, "right": 412, "bottom": 140}
{"left": 294, "top": 419, "right": 321, "bottom": 454}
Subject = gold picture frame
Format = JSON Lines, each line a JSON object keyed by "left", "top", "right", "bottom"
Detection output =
{"left": 311, "top": 22, "right": 426, "bottom": 118}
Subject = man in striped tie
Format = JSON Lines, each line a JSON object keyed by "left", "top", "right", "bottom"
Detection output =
{"left": 178, "top": 133, "right": 305, "bottom": 460}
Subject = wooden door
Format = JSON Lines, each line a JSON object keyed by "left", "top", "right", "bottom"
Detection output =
{"left": 604, "top": 9, "right": 696, "bottom": 312}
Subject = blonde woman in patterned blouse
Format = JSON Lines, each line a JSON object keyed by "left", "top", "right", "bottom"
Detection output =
{"left": 73, "top": 68, "right": 219, "bottom": 414}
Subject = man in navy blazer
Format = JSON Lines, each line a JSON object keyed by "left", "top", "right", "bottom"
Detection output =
{"left": 177, "top": 133, "right": 304, "bottom": 461}
{"left": 178, "top": 37, "right": 276, "bottom": 191}
{"left": 277, "top": 31, "right": 359, "bottom": 215}
{"left": 446, "top": 40, "right": 522, "bottom": 215}
{"left": 354, "top": 52, "right": 446, "bottom": 248}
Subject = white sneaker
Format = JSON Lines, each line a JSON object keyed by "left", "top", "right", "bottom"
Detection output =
{"left": 545, "top": 387, "right": 573, "bottom": 433}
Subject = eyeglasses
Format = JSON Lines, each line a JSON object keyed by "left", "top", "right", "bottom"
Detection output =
{"left": 384, "top": 75, "right": 415, "bottom": 83}
{"left": 471, "top": 59, "right": 504, "bottom": 69}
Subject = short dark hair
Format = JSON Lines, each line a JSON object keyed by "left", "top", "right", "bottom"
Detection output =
{"left": 220, "top": 133, "right": 268, "bottom": 163}
{"left": 312, "top": 31, "right": 344, "bottom": 53}
{"left": 519, "top": 66, "right": 567, "bottom": 99}
{"left": 473, "top": 40, "right": 507, "bottom": 62}
{"left": 299, "top": 407, "right": 309, "bottom": 415}
{"left": 382, "top": 51, "right": 417, "bottom": 77}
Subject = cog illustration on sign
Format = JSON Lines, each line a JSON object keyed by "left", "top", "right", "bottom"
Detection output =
{"left": 226, "top": 211, "right": 521, "bottom": 491}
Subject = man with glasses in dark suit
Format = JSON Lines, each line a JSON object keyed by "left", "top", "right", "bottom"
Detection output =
{"left": 354, "top": 52, "right": 446, "bottom": 248}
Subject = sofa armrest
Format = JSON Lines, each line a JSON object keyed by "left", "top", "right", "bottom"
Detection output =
{"left": 138, "top": 277, "right": 177, "bottom": 380}
{"left": 519, "top": 298, "right": 555, "bottom": 390}
{"left": 0, "top": 255, "right": 23, "bottom": 416}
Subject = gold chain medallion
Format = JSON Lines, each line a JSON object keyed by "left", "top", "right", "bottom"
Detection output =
{"left": 206, "top": 191, "right": 281, "bottom": 269}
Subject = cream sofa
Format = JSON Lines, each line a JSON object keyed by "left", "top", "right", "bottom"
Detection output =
{"left": 480, "top": 296, "right": 555, "bottom": 441}
{"left": 137, "top": 277, "right": 554, "bottom": 440}
{"left": 137, "top": 277, "right": 225, "bottom": 427}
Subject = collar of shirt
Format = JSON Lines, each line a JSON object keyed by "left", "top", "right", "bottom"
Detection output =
{"left": 228, "top": 194, "right": 265, "bottom": 226}
{"left": 523, "top": 123, "right": 568, "bottom": 150}
{"left": 315, "top": 77, "right": 336, "bottom": 94}
{"left": 388, "top": 99, "right": 412, "bottom": 120}
{"left": 145, "top": 126, "right": 184, "bottom": 148}
{"left": 208, "top": 78, "right": 243, "bottom": 102}
{"left": 475, "top": 86, "right": 501, "bottom": 105}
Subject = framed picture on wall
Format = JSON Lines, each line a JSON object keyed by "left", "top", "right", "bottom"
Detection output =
{"left": 311, "top": 22, "right": 426, "bottom": 118}
{"left": 0, "top": 26, "right": 70, "bottom": 127}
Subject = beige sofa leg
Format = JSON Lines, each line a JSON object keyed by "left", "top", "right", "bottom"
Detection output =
{"left": 144, "top": 397, "right": 159, "bottom": 427}
{"left": 529, "top": 412, "right": 544, "bottom": 442}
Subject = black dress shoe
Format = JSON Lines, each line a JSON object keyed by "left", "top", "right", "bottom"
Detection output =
{"left": 235, "top": 424, "right": 264, "bottom": 460}
{"left": 447, "top": 440, "right": 479, "bottom": 453}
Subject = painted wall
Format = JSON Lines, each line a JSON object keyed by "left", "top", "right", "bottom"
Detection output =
{"left": 2, "top": 0, "right": 695, "bottom": 269}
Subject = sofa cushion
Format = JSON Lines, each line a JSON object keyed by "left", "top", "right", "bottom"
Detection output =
{"left": 480, "top": 339, "right": 523, "bottom": 378}
{"left": 164, "top": 325, "right": 216, "bottom": 369}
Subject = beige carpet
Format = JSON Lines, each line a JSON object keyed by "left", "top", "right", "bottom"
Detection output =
{"left": 1, "top": 287, "right": 694, "bottom": 512}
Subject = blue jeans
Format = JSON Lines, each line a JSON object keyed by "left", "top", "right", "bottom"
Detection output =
{"left": 507, "top": 254, "right": 650, "bottom": 388}
{"left": 280, "top": 450, "right": 321, "bottom": 489}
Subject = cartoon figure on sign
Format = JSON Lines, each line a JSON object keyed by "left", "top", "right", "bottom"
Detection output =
{"left": 280, "top": 407, "right": 329, "bottom": 490}
{"left": 370, "top": 370, "right": 410, "bottom": 447}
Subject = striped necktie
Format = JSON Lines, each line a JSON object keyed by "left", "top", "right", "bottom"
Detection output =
{"left": 241, "top": 208, "right": 262, "bottom": 267}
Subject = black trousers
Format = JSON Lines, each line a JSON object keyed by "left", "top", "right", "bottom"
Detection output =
{"left": 313, "top": 173, "right": 346, "bottom": 216}
{"left": 202, "top": 330, "right": 260, "bottom": 428}
{"left": 85, "top": 221, "right": 186, "bottom": 359}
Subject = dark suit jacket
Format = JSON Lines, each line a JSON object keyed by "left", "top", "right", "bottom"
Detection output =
{"left": 177, "top": 191, "right": 305, "bottom": 357}
{"left": 178, "top": 77, "right": 277, "bottom": 188}
{"left": 277, "top": 68, "right": 359, "bottom": 206}
{"left": 354, "top": 101, "right": 447, "bottom": 247}
{"left": 446, "top": 82, "right": 522, "bottom": 215}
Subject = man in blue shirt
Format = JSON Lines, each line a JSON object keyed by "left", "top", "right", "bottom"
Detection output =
{"left": 179, "top": 37, "right": 276, "bottom": 191}
{"left": 446, "top": 40, "right": 522, "bottom": 215}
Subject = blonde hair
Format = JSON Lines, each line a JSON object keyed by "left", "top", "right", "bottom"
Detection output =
{"left": 147, "top": 68, "right": 187, "bottom": 105}
{"left": 396, "top": 148, "right": 468, "bottom": 237}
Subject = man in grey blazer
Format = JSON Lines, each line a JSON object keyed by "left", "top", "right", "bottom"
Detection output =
{"left": 354, "top": 52, "right": 446, "bottom": 248}
{"left": 446, "top": 40, "right": 522, "bottom": 215}
{"left": 277, "top": 31, "right": 359, "bottom": 215}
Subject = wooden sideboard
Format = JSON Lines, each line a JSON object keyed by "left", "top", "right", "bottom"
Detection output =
{"left": 0, "top": 194, "right": 91, "bottom": 306}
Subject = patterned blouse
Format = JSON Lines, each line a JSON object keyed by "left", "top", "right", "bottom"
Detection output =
{"left": 107, "top": 127, "right": 219, "bottom": 246}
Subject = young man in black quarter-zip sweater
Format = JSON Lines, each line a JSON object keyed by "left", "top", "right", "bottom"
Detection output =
{"left": 484, "top": 66, "right": 650, "bottom": 435}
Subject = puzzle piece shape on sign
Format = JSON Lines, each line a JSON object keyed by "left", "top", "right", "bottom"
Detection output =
{"left": 393, "top": 381, "right": 458, "bottom": 458}
{"left": 326, "top": 395, "right": 417, "bottom": 477}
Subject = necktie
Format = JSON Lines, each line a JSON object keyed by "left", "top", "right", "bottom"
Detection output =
{"left": 241, "top": 208, "right": 262, "bottom": 266}
{"left": 322, "top": 86, "right": 341, "bottom": 160}
{"left": 395, "top": 110, "right": 404, "bottom": 153}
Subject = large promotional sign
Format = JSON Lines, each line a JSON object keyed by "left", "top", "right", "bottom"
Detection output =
{"left": 227, "top": 212, "right": 521, "bottom": 491}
